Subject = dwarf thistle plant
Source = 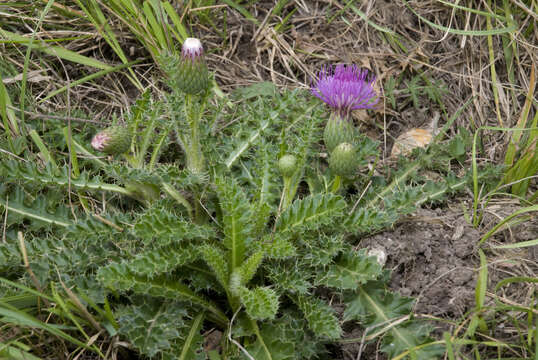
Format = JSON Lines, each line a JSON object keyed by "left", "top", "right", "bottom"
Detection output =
{"left": 0, "top": 43, "right": 478, "bottom": 359}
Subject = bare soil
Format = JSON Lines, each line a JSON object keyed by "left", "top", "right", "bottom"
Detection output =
{"left": 363, "top": 208, "right": 479, "bottom": 317}
{"left": 341, "top": 206, "right": 538, "bottom": 359}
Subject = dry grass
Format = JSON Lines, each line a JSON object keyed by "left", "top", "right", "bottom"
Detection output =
{"left": 3, "top": 1, "right": 536, "bottom": 155}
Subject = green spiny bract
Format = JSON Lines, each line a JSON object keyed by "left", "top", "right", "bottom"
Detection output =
{"left": 91, "top": 125, "right": 131, "bottom": 155}
{"left": 329, "top": 142, "right": 358, "bottom": 177}
{"left": 323, "top": 113, "right": 356, "bottom": 153}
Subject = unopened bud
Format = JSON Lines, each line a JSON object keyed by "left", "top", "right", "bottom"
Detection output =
{"left": 278, "top": 154, "right": 297, "bottom": 178}
{"left": 91, "top": 126, "right": 131, "bottom": 155}
{"left": 329, "top": 142, "right": 357, "bottom": 177}
{"left": 323, "top": 113, "right": 356, "bottom": 153}
{"left": 177, "top": 38, "right": 210, "bottom": 95}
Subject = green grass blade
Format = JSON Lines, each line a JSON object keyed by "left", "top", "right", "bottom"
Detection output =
{"left": 504, "top": 66, "right": 535, "bottom": 167}
{"left": 29, "top": 129, "right": 57, "bottom": 169}
{"left": 0, "top": 73, "right": 20, "bottom": 136}
{"left": 0, "top": 29, "right": 112, "bottom": 70}
{"left": 350, "top": 4, "right": 397, "bottom": 35}
{"left": 0, "top": 300, "right": 100, "bottom": 353}
{"left": 50, "top": 284, "right": 92, "bottom": 343}
{"left": 178, "top": 312, "right": 204, "bottom": 360}
{"left": 40, "top": 59, "right": 142, "bottom": 103}
{"left": 63, "top": 126, "right": 79, "bottom": 178}
{"left": 143, "top": 1, "right": 166, "bottom": 49}
{"left": 492, "top": 238, "right": 538, "bottom": 249}
{"left": 71, "top": 137, "right": 107, "bottom": 168}
{"left": 475, "top": 249, "right": 487, "bottom": 310}
{"left": 0, "top": 343, "right": 42, "bottom": 360}
{"left": 480, "top": 204, "right": 538, "bottom": 245}
{"left": 402, "top": 0, "right": 517, "bottom": 35}
{"left": 495, "top": 277, "right": 538, "bottom": 292}
{"left": 221, "top": 0, "right": 260, "bottom": 25}
{"left": 73, "top": 0, "right": 143, "bottom": 89}
{"left": 486, "top": 0, "right": 503, "bottom": 127}
{"left": 19, "top": 0, "right": 55, "bottom": 126}
{"left": 162, "top": 1, "right": 188, "bottom": 42}
{"left": 435, "top": 0, "right": 507, "bottom": 20}
{"left": 0, "top": 277, "right": 55, "bottom": 303}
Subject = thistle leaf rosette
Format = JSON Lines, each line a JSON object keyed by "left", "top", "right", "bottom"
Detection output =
{"left": 177, "top": 38, "right": 210, "bottom": 95}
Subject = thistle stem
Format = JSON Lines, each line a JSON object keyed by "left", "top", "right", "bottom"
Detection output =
{"left": 281, "top": 176, "right": 292, "bottom": 209}
{"left": 332, "top": 175, "right": 342, "bottom": 193}
{"left": 185, "top": 94, "right": 205, "bottom": 174}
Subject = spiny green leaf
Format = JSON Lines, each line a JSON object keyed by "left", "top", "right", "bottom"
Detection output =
{"left": 245, "top": 323, "right": 295, "bottom": 360}
{"left": 380, "top": 320, "right": 444, "bottom": 360}
{"left": 0, "top": 187, "right": 72, "bottom": 228}
{"left": 344, "top": 281, "right": 441, "bottom": 359}
{"left": 133, "top": 206, "right": 215, "bottom": 246}
{"left": 237, "top": 250, "right": 264, "bottom": 285}
{"left": 344, "top": 281, "right": 414, "bottom": 324}
{"left": 300, "top": 234, "right": 344, "bottom": 267}
{"left": 199, "top": 244, "right": 229, "bottom": 289}
{"left": 117, "top": 301, "right": 189, "bottom": 357}
{"left": 97, "top": 263, "right": 228, "bottom": 327}
{"left": 345, "top": 207, "right": 399, "bottom": 234}
{"left": 276, "top": 193, "right": 346, "bottom": 232}
{"left": 239, "top": 286, "right": 279, "bottom": 321}
{"left": 267, "top": 263, "right": 312, "bottom": 295}
{"left": 296, "top": 295, "right": 342, "bottom": 339}
{"left": 216, "top": 178, "right": 253, "bottom": 269}
{"left": 122, "top": 243, "right": 200, "bottom": 278}
{"left": 316, "top": 249, "right": 382, "bottom": 290}
{"left": 262, "top": 234, "right": 296, "bottom": 260}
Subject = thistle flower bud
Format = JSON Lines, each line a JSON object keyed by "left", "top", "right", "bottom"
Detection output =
{"left": 177, "top": 38, "right": 210, "bottom": 95}
{"left": 323, "top": 113, "right": 356, "bottom": 153}
{"left": 278, "top": 154, "right": 297, "bottom": 178}
{"left": 329, "top": 142, "right": 357, "bottom": 177}
{"left": 91, "top": 126, "right": 131, "bottom": 155}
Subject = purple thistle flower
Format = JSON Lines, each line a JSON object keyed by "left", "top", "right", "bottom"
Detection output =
{"left": 91, "top": 132, "right": 110, "bottom": 151}
{"left": 311, "top": 64, "right": 379, "bottom": 117}
{"left": 181, "top": 38, "right": 204, "bottom": 61}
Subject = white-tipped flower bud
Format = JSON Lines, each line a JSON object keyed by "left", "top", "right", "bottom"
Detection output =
{"left": 278, "top": 154, "right": 297, "bottom": 178}
{"left": 177, "top": 37, "right": 210, "bottom": 95}
{"left": 91, "top": 126, "right": 131, "bottom": 155}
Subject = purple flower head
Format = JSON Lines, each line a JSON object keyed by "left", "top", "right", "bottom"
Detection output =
{"left": 311, "top": 64, "right": 378, "bottom": 117}
{"left": 181, "top": 38, "right": 204, "bottom": 62}
{"left": 91, "top": 132, "right": 110, "bottom": 151}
